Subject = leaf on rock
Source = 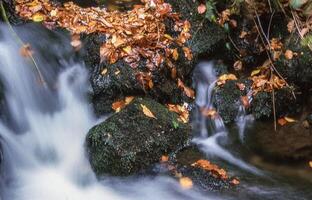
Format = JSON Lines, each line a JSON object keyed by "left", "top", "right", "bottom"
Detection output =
{"left": 197, "top": 4, "right": 207, "bottom": 14}
{"left": 179, "top": 177, "right": 193, "bottom": 189}
{"left": 192, "top": 159, "right": 228, "bottom": 180}
{"left": 112, "top": 96, "right": 134, "bottom": 112}
{"left": 167, "top": 104, "right": 189, "bottom": 123}
{"left": 141, "top": 104, "right": 157, "bottom": 119}
{"left": 177, "top": 79, "right": 195, "bottom": 99}
{"left": 217, "top": 74, "right": 237, "bottom": 86}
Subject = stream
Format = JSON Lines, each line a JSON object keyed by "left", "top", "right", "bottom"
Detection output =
{"left": 0, "top": 21, "right": 311, "bottom": 200}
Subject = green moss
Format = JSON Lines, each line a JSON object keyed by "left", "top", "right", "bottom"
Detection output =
{"left": 86, "top": 97, "right": 190, "bottom": 176}
{"left": 213, "top": 80, "right": 242, "bottom": 123}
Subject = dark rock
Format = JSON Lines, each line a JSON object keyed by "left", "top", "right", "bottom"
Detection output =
{"left": 86, "top": 97, "right": 190, "bottom": 176}
{"left": 84, "top": 0, "right": 227, "bottom": 115}
{"left": 275, "top": 35, "right": 312, "bottom": 89}
{"left": 213, "top": 80, "right": 242, "bottom": 124}
{"left": 1, "top": 0, "right": 24, "bottom": 25}
{"left": 175, "top": 146, "right": 232, "bottom": 192}
{"left": 246, "top": 119, "right": 312, "bottom": 161}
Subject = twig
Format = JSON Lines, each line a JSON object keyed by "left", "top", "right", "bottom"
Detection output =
{"left": 0, "top": 2, "right": 46, "bottom": 87}
{"left": 270, "top": 67, "right": 277, "bottom": 131}
{"left": 267, "top": 11, "right": 275, "bottom": 40}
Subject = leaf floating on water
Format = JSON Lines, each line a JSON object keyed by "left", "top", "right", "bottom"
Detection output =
{"left": 179, "top": 177, "right": 193, "bottom": 189}
{"left": 141, "top": 104, "right": 157, "bottom": 119}
{"left": 20, "top": 44, "right": 33, "bottom": 58}
{"left": 200, "top": 108, "right": 218, "bottom": 119}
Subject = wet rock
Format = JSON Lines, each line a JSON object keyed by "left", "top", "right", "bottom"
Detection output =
{"left": 175, "top": 146, "right": 232, "bottom": 192}
{"left": 246, "top": 119, "right": 312, "bottom": 161}
{"left": 274, "top": 35, "right": 312, "bottom": 89}
{"left": 84, "top": 0, "right": 227, "bottom": 115}
{"left": 1, "top": 0, "right": 24, "bottom": 25}
{"left": 86, "top": 97, "right": 190, "bottom": 176}
{"left": 213, "top": 80, "right": 242, "bottom": 124}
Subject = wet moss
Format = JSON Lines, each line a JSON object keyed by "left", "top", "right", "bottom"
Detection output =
{"left": 213, "top": 80, "right": 242, "bottom": 124}
{"left": 86, "top": 97, "right": 190, "bottom": 176}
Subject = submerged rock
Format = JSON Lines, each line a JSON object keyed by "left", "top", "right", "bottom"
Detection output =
{"left": 86, "top": 97, "right": 190, "bottom": 176}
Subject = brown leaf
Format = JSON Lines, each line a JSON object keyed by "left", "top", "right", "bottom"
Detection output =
{"left": 20, "top": 44, "right": 33, "bottom": 58}
{"left": 241, "top": 96, "right": 250, "bottom": 108}
{"left": 178, "top": 79, "right": 195, "bottom": 99}
{"left": 161, "top": 155, "right": 169, "bottom": 162}
{"left": 236, "top": 83, "right": 246, "bottom": 91}
{"left": 182, "top": 47, "right": 193, "bottom": 61}
{"left": 167, "top": 104, "right": 189, "bottom": 123}
{"left": 231, "top": 178, "right": 240, "bottom": 185}
{"left": 197, "top": 4, "right": 206, "bottom": 14}
{"left": 179, "top": 177, "right": 193, "bottom": 189}
{"left": 278, "top": 118, "right": 287, "bottom": 126}
{"left": 233, "top": 60, "right": 243, "bottom": 71}
{"left": 172, "top": 48, "right": 179, "bottom": 61}
{"left": 191, "top": 159, "right": 228, "bottom": 179}
{"left": 284, "top": 50, "right": 294, "bottom": 60}
{"left": 217, "top": 74, "right": 237, "bottom": 86}
{"left": 309, "top": 161, "right": 312, "bottom": 168}
{"left": 141, "top": 104, "right": 157, "bottom": 119}
{"left": 200, "top": 108, "right": 218, "bottom": 118}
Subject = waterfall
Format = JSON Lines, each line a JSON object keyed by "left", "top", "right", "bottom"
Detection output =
{"left": 192, "top": 61, "right": 261, "bottom": 175}
{"left": 0, "top": 24, "right": 215, "bottom": 200}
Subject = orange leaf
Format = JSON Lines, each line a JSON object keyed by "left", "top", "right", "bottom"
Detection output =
{"left": 179, "top": 177, "right": 193, "bottom": 189}
{"left": 309, "top": 161, "right": 312, "bottom": 168}
{"left": 141, "top": 104, "right": 156, "bottom": 119}
{"left": 284, "top": 50, "right": 294, "bottom": 60}
{"left": 278, "top": 118, "right": 287, "bottom": 126}
{"left": 197, "top": 4, "right": 206, "bottom": 14}
{"left": 177, "top": 79, "right": 195, "bottom": 99}
{"left": 231, "top": 178, "right": 240, "bottom": 185}
{"left": 161, "top": 155, "right": 169, "bottom": 162}
{"left": 20, "top": 44, "right": 33, "bottom": 58}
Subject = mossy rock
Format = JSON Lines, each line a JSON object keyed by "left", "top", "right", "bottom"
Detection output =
{"left": 275, "top": 35, "right": 312, "bottom": 89}
{"left": 213, "top": 80, "right": 242, "bottom": 124}
{"left": 86, "top": 97, "right": 190, "bottom": 176}
{"left": 84, "top": 0, "right": 227, "bottom": 115}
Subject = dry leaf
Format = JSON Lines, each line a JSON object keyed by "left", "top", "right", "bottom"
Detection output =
{"left": 233, "top": 60, "right": 243, "bottom": 71}
{"left": 197, "top": 4, "right": 206, "bottom": 14}
{"left": 284, "top": 50, "right": 294, "bottom": 60}
{"left": 179, "top": 177, "right": 193, "bottom": 189}
{"left": 284, "top": 117, "right": 296, "bottom": 123}
{"left": 200, "top": 108, "right": 218, "bottom": 118}
{"left": 161, "top": 155, "right": 169, "bottom": 162}
{"left": 236, "top": 83, "right": 246, "bottom": 91}
{"left": 101, "top": 68, "right": 108, "bottom": 75}
{"left": 278, "top": 118, "right": 287, "bottom": 126}
{"left": 178, "top": 79, "right": 195, "bottom": 99}
{"left": 192, "top": 159, "right": 228, "bottom": 179}
{"left": 251, "top": 69, "right": 261, "bottom": 76}
{"left": 287, "top": 20, "right": 295, "bottom": 33}
{"left": 141, "top": 104, "right": 157, "bottom": 119}
{"left": 167, "top": 104, "right": 189, "bottom": 123}
{"left": 231, "top": 178, "right": 240, "bottom": 185}
{"left": 112, "top": 96, "right": 134, "bottom": 112}
{"left": 172, "top": 48, "right": 179, "bottom": 61}
{"left": 20, "top": 44, "right": 33, "bottom": 58}
{"left": 241, "top": 96, "right": 250, "bottom": 108}
{"left": 309, "top": 161, "right": 312, "bottom": 168}
{"left": 217, "top": 74, "right": 237, "bottom": 86}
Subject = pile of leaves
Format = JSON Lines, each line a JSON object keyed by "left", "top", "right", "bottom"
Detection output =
{"left": 15, "top": 0, "right": 192, "bottom": 70}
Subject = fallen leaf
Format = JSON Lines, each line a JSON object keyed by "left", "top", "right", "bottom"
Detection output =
{"left": 161, "top": 155, "right": 169, "bottom": 162}
{"left": 200, "top": 108, "right": 218, "bottom": 118}
{"left": 101, "top": 68, "right": 108, "bottom": 75}
{"left": 217, "top": 74, "right": 237, "bottom": 86}
{"left": 241, "top": 96, "right": 250, "bottom": 108}
{"left": 182, "top": 47, "right": 193, "bottom": 61}
{"left": 231, "top": 178, "right": 240, "bottom": 185}
{"left": 236, "top": 83, "right": 246, "bottom": 91}
{"left": 287, "top": 20, "right": 295, "bottom": 33}
{"left": 233, "top": 60, "right": 243, "bottom": 71}
{"left": 197, "top": 4, "right": 206, "bottom": 14}
{"left": 20, "top": 44, "right": 33, "bottom": 58}
{"left": 284, "top": 117, "right": 296, "bottom": 123}
{"left": 284, "top": 50, "right": 294, "bottom": 60}
{"left": 251, "top": 69, "right": 261, "bottom": 77}
{"left": 178, "top": 79, "right": 195, "bottom": 99}
{"left": 278, "top": 118, "right": 287, "bottom": 126}
{"left": 309, "top": 161, "right": 312, "bottom": 168}
{"left": 167, "top": 104, "right": 189, "bottom": 123}
{"left": 192, "top": 159, "right": 228, "bottom": 179}
{"left": 179, "top": 177, "right": 193, "bottom": 189}
{"left": 141, "top": 104, "right": 157, "bottom": 119}
{"left": 32, "top": 13, "right": 45, "bottom": 22}
{"left": 172, "top": 48, "right": 179, "bottom": 61}
{"left": 111, "top": 96, "right": 134, "bottom": 112}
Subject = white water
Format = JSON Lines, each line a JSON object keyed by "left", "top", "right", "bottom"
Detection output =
{"left": 192, "top": 61, "right": 261, "bottom": 175}
{"left": 0, "top": 25, "right": 214, "bottom": 200}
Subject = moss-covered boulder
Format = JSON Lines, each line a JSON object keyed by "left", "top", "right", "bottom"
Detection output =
{"left": 86, "top": 97, "right": 190, "bottom": 176}
{"left": 274, "top": 35, "right": 312, "bottom": 96}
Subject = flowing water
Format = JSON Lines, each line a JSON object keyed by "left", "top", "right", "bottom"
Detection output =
{"left": 0, "top": 23, "right": 311, "bottom": 200}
